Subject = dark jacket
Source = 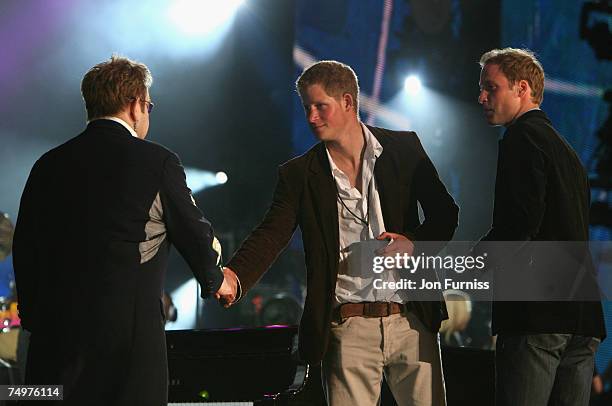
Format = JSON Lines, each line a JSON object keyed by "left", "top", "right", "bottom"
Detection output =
{"left": 13, "top": 119, "right": 223, "bottom": 405}
{"left": 227, "top": 125, "right": 459, "bottom": 363}
{"left": 483, "top": 110, "right": 606, "bottom": 339}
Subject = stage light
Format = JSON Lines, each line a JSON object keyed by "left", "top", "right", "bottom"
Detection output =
{"left": 185, "top": 167, "right": 228, "bottom": 193}
{"left": 215, "top": 171, "right": 228, "bottom": 185}
{"left": 168, "top": 0, "right": 245, "bottom": 37}
{"left": 404, "top": 75, "right": 422, "bottom": 95}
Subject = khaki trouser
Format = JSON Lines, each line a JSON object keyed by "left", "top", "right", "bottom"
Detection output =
{"left": 322, "top": 311, "right": 446, "bottom": 406}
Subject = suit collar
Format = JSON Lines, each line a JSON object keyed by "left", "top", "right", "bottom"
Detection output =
{"left": 368, "top": 126, "right": 402, "bottom": 231}
{"left": 306, "top": 143, "right": 340, "bottom": 280}
{"left": 309, "top": 123, "right": 390, "bottom": 175}
{"left": 367, "top": 125, "right": 393, "bottom": 149}
{"left": 502, "top": 109, "right": 550, "bottom": 140}
{"left": 323, "top": 124, "right": 383, "bottom": 175}
{"left": 93, "top": 116, "right": 139, "bottom": 138}
{"left": 307, "top": 125, "right": 400, "bottom": 204}
{"left": 86, "top": 118, "right": 135, "bottom": 138}
{"left": 306, "top": 123, "right": 402, "bottom": 239}
{"left": 308, "top": 142, "right": 332, "bottom": 175}
{"left": 511, "top": 108, "right": 549, "bottom": 126}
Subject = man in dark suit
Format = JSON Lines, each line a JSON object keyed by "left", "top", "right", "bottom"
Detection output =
{"left": 222, "top": 61, "right": 458, "bottom": 405}
{"left": 477, "top": 48, "right": 606, "bottom": 406}
{"left": 12, "top": 56, "right": 237, "bottom": 405}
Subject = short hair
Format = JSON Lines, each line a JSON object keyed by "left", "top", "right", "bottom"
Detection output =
{"left": 479, "top": 48, "right": 545, "bottom": 105}
{"left": 296, "top": 60, "right": 360, "bottom": 114}
{"left": 81, "top": 55, "right": 153, "bottom": 121}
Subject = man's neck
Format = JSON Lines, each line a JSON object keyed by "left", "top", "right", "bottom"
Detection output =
{"left": 114, "top": 111, "right": 135, "bottom": 129}
{"left": 95, "top": 115, "right": 139, "bottom": 138}
{"left": 505, "top": 103, "right": 540, "bottom": 127}
{"left": 325, "top": 121, "right": 366, "bottom": 170}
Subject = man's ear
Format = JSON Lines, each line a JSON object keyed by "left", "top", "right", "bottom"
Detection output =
{"left": 342, "top": 93, "right": 354, "bottom": 112}
{"left": 517, "top": 79, "right": 530, "bottom": 98}
{"left": 128, "top": 98, "right": 139, "bottom": 122}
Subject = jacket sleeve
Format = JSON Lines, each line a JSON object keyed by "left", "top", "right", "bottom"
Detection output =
{"left": 12, "top": 160, "right": 44, "bottom": 331}
{"left": 411, "top": 134, "right": 459, "bottom": 242}
{"left": 226, "top": 166, "right": 300, "bottom": 294}
{"left": 159, "top": 152, "right": 224, "bottom": 297}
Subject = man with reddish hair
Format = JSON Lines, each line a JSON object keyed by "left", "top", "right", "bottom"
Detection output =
{"left": 222, "top": 60, "right": 458, "bottom": 405}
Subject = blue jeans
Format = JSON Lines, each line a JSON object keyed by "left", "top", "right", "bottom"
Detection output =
{"left": 495, "top": 334, "right": 600, "bottom": 406}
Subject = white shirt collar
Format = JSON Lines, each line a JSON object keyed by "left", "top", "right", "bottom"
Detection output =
{"left": 325, "top": 123, "right": 383, "bottom": 174}
{"left": 90, "top": 116, "right": 139, "bottom": 138}
{"left": 362, "top": 123, "right": 383, "bottom": 159}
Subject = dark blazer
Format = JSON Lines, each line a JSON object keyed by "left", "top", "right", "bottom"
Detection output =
{"left": 227, "top": 126, "right": 459, "bottom": 363}
{"left": 482, "top": 110, "right": 606, "bottom": 338}
{"left": 13, "top": 119, "right": 223, "bottom": 406}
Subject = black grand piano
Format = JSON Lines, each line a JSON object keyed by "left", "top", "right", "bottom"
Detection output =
{"left": 166, "top": 325, "right": 309, "bottom": 405}
{"left": 166, "top": 325, "right": 496, "bottom": 406}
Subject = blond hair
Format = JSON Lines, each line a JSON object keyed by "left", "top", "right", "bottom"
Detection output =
{"left": 480, "top": 48, "right": 545, "bottom": 104}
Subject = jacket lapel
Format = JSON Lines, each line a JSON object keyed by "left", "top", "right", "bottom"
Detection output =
{"left": 308, "top": 143, "right": 340, "bottom": 281}
{"left": 369, "top": 127, "right": 403, "bottom": 232}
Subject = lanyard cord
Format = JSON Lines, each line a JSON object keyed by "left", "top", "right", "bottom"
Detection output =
{"left": 336, "top": 177, "right": 372, "bottom": 227}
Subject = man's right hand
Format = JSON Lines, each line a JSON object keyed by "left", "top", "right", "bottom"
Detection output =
{"left": 215, "top": 267, "right": 238, "bottom": 308}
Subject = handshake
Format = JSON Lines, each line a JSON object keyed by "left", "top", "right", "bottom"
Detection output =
{"left": 214, "top": 267, "right": 240, "bottom": 308}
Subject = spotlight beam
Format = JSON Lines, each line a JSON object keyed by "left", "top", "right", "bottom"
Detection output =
{"left": 404, "top": 75, "right": 422, "bottom": 95}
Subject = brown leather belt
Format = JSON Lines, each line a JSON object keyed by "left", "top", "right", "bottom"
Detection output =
{"left": 334, "top": 302, "right": 405, "bottom": 320}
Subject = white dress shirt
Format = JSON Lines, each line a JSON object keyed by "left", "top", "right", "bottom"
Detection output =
{"left": 328, "top": 123, "right": 409, "bottom": 305}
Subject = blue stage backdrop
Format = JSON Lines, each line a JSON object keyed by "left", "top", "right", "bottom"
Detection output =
{"left": 292, "top": 0, "right": 611, "bottom": 371}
